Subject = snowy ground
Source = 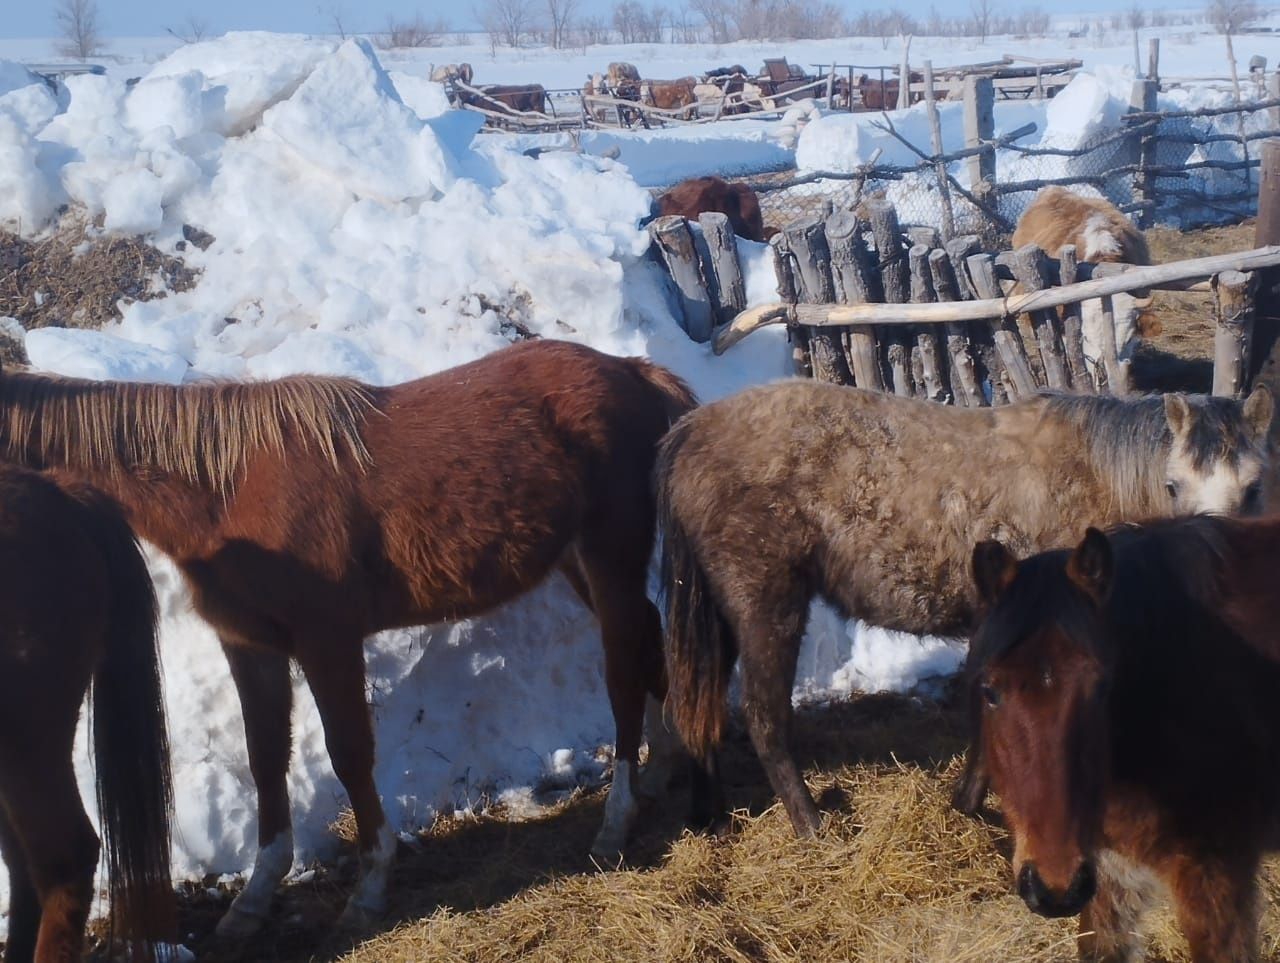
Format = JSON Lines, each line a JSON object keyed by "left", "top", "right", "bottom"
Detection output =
{"left": 0, "top": 19, "right": 1265, "bottom": 940}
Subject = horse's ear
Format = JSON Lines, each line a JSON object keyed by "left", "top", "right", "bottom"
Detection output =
{"left": 1067, "top": 527, "right": 1113, "bottom": 604}
{"left": 972, "top": 540, "right": 1018, "bottom": 606}
{"left": 1243, "top": 384, "right": 1274, "bottom": 444}
{"left": 1163, "top": 393, "right": 1192, "bottom": 439}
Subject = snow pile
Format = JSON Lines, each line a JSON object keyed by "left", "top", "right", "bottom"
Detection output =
{"left": 0, "top": 33, "right": 960, "bottom": 923}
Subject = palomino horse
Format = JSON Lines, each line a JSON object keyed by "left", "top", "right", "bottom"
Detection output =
{"left": 0, "top": 465, "right": 172, "bottom": 962}
{"left": 657, "top": 384, "right": 1273, "bottom": 836}
{"left": 0, "top": 340, "right": 696, "bottom": 938}
{"left": 969, "top": 518, "right": 1280, "bottom": 961}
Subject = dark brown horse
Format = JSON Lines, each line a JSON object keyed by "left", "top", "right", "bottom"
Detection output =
{"left": 0, "top": 465, "right": 172, "bottom": 962}
{"left": 656, "top": 383, "right": 1273, "bottom": 837}
{"left": 655, "top": 176, "right": 770, "bottom": 243}
{"left": 969, "top": 517, "right": 1280, "bottom": 962}
{"left": 0, "top": 339, "right": 696, "bottom": 938}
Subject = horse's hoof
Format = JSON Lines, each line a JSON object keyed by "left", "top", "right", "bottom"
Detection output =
{"left": 214, "top": 903, "right": 270, "bottom": 941}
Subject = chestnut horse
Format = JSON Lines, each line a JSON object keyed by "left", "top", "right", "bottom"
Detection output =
{"left": 969, "top": 517, "right": 1280, "bottom": 961}
{"left": 0, "top": 466, "right": 172, "bottom": 962}
{"left": 657, "top": 383, "right": 1272, "bottom": 837}
{"left": 0, "top": 339, "right": 696, "bottom": 939}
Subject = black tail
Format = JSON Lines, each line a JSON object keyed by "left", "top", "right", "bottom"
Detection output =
{"left": 76, "top": 488, "right": 175, "bottom": 957}
{"left": 656, "top": 418, "right": 736, "bottom": 761}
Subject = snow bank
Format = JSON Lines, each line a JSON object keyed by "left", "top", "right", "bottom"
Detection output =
{"left": 0, "top": 33, "right": 961, "bottom": 933}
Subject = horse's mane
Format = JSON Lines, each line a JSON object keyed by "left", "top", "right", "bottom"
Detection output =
{"left": 0, "top": 371, "right": 376, "bottom": 492}
{"left": 970, "top": 516, "right": 1233, "bottom": 673}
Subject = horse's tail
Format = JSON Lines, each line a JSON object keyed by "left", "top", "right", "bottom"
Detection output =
{"left": 628, "top": 358, "right": 699, "bottom": 426}
{"left": 76, "top": 488, "right": 175, "bottom": 956}
{"left": 656, "top": 418, "right": 735, "bottom": 761}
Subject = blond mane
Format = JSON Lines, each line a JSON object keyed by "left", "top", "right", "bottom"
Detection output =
{"left": 0, "top": 372, "right": 376, "bottom": 491}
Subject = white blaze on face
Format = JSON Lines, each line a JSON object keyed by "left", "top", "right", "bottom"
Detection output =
{"left": 1165, "top": 443, "right": 1265, "bottom": 515}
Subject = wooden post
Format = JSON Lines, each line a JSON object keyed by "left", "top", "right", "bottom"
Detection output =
{"left": 968, "top": 252, "right": 1037, "bottom": 400}
{"left": 650, "top": 216, "right": 713, "bottom": 342}
{"left": 785, "top": 217, "right": 855, "bottom": 385}
{"left": 1213, "top": 270, "right": 1257, "bottom": 398}
{"left": 924, "top": 60, "right": 956, "bottom": 242}
{"left": 698, "top": 212, "right": 746, "bottom": 325}
{"left": 929, "top": 248, "right": 982, "bottom": 407}
{"left": 909, "top": 244, "right": 948, "bottom": 401}
{"left": 1058, "top": 245, "right": 1095, "bottom": 392}
{"left": 1009, "top": 244, "right": 1069, "bottom": 390}
{"left": 770, "top": 233, "right": 811, "bottom": 377}
{"left": 1148, "top": 38, "right": 1160, "bottom": 83}
{"left": 1129, "top": 78, "right": 1159, "bottom": 228}
{"left": 826, "top": 63, "right": 836, "bottom": 109}
{"left": 898, "top": 36, "right": 912, "bottom": 111}
{"left": 1270, "top": 71, "right": 1280, "bottom": 131}
{"left": 826, "top": 211, "right": 884, "bottom": 391}
{"left": 1096, "top": 295, "right": 1131, "bottom": 395}
{"left": 946, "top": 235, "right": 998, "bottom": 404}
{"left": 963, "top": 75, "right": 996, "bottom": 207}
{"left": 866, "top": 198, "right": 913, "bottom": 395}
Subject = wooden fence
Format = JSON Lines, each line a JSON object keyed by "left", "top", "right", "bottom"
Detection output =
{"left": 649, "top": 195, "right": 1280, "bottom": 404}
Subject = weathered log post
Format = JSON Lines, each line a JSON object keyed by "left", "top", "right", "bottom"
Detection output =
{"left": 930, "top": 248, "right": 982, "bottom": 407}
{"left": 826, "top": 211, "right": 885, "bottom": 390}
{"left": 770, "top": 233, "right": 811, "bottom": 377}
{"left": 1213, "top": 270, "right": 1257, "bottom": 398}
{"left": 923, "top": 60, "right": 956, "bottom": 242}
{"left": 945, "top": 234, "right": 1000, "bottom": 405}
{"left": 866, "top": 198, "right": 913, "bottom": 395}
{"left": 1251, "top": 140, "right": 1280, "bottom": 503}
{"left": 784, "top": 217, "right": 854, "bottom": 384}
{"left": 962, "top": 75, "right": 996, "bottom": 212}
{"left": 968, "top": 252, "right": 1037, "bottom": 401}
{"left": 1008, "top": 244, "right": 1070, "bottom": 390}
{"left": 1058, "top": 245, "right": 1094, "bottom": 392}
{"left": 650, "top": 216, "right": 713, "bottom": 342}
{"left": 698, "top": 212, "right": 747, "bottom": 325}
{"left": 909, "top": 244, "right": 949, "bottom": 401}
{"left": 1129, "top": 77, "right": 1159, "bottom": 228}
{"left": 1095, "top": 295, "right": 1131, "bottom": 395}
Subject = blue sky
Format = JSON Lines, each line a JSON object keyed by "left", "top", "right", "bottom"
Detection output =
{"left": 8, "top": 0, "right": 1122, "bottom": 39}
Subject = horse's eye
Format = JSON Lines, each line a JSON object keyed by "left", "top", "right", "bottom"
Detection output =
{"left": 1165, "top": 480, "right": 1178, "bottom": 500}
{"left": 1243, "top": 481, "right": 1262, "bottom": 509}
{"left": 1041, "top": 668, "right": 1054, "bottom": 688}
{"left": 981, "top": 684, "right": 1001, "bottom": 708}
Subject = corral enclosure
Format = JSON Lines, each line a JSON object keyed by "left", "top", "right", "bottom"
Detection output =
{"left": 5, "top": 14, "right": 1280, "bottom": 962}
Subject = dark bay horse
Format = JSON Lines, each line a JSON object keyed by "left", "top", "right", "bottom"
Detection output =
{"left": 0, "top": 339, "right": 696, "bottom": 938}
{"left": 0, "top": 465, "right": 171, "bottom": 962}
{"left": 656, "top": 383, "right": 1273, "bottom": 837}
{"left": 969, "top": 518, "right": 1280, "bottom": 962}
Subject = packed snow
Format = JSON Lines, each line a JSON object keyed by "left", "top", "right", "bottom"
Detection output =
{"left": 0, "top": 18, "right": 1266, "bottom": 939}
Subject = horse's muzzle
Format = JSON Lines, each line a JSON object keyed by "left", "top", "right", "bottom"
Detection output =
{"left": 1017, "top": 861, "right": 1096, "bottom": 918}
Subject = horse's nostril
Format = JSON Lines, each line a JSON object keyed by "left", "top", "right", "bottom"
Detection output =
{"left": 1017, "top": 863, "right": 1044, "bottom": 910}
{"left": 1018, "top": 862, "right": 1095, "bottom": 919}
{"left": 1067, "top": 862, "right": 1097, "bottom": 907}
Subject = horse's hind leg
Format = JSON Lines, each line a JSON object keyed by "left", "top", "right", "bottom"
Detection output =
{"left": 216, "top": 641, "right": 296, "bottom": 940}
{"left": 0, "top": 809, "right": 40, "bottom": 963}
{"left": 296, "top": 636, "right": 395, "bottom": 930}
{"left": 1168, "top": 854, "right": 1258, "bottom": 963}
{"left": 0, "top": 751, "right": 97, "bottom": 963}
{"left": 732, "top": 590, "right": 821, "bottom": 836}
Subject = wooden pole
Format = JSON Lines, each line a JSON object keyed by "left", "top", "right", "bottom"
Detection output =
{"left": 1148, "top": 38, "right": 1160, "bottom": 84}
{"left": 1008, "top": 244, "right": 1069, "bottom": 390}
{"left": 1250, "top": 143, "right": 1280, "bottom": 394}
{"left": 910, "top": 244, "right": 948, "bottom": 401}
{"left": 770, "top": 233, "right": 811, "bottom": 377}
{"left": 930, "top": 248, "right": 982, "bottom": 407}
{"left": 784, "top": 217, "right": 855, "bottom": 385}
{"left": 1057, "top": 245, "right": 1095, "bottom": 392}
{"left": 968, "top": 252, "right": 1037, "bottom": 400}
{"left": 1096, "top": 295, "right": 1130, "bottom": 395}
{"left": 650, "top": 217, "right": 713, "bottom": 342}
{"left": 866, "top": 198, "right": 913, "bottom": 395}
{"left": 924, "top": 60, "right": 956, "bottom": 242}
{"left": 945, "top": 234, "right": 997, "bottom": 404}
{"left": 698, "top": 212, "right": 746, "bottom": 325}
{"left": 962, "top": 75, "right": 996, "bottom": 212}
{"left": 1213, "top": 270, "right": 1256, "bottom": 398}
{"left": 826, "top": 211, "right": 885, "bottom": 391}
{"left": 1129, "top": 78, "right": 1159, "bottom": 228}
{"left": 1270, "top": 71, "right": 1280, "bottom": 131}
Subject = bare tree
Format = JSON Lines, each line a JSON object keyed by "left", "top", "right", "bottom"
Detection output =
{"left": 1127, "top": 4, "right": 1145, "bottom": 74}
{"left": 691, "top": 0, "right": 734, "bottom": 43}
{"left": 969, "top": 0, "right": 992, "bottom": 43}
{"left": 166, "top": 14, "right": 211, "bottom": 44}
{"left": 378, "top": 14, "right": 450, "bottom": 48}
{"left": 54, "top": 0, "right": 103, "bottom": 60}
{"left": 1208, "top": 0, "right": 1261, "bottom": 101}
{"left": 478, "top": 0, "right": 534, "bottom": 47}
{"left": 324, "top": 3, "right": 349, "bottom": 39}
{"left": 546, "top": 0, "right": 578, "bottom": 47}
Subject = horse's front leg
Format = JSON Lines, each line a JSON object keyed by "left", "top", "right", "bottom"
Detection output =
{"left": 296, "top": 635, "right": 396, "bottom": 930}
{"left": 1168, "top": 852, "right": 1259, "bottom": 963}
{"left": 216, "top": 641, "right": 296, "bottom": 941}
